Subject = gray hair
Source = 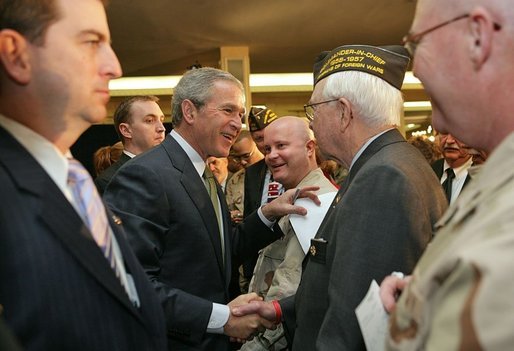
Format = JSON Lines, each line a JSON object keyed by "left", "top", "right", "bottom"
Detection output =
{"left": 171, "top": 67, "right": 244, "bottom": 128}
{"left": 322, "top": 71, "right": 403, "bottom": 128}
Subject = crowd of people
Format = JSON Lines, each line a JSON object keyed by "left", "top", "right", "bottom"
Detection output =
{"left": 2, "top": 0, "right": 514, "bottom": 350}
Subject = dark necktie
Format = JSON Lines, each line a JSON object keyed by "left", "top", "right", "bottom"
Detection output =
{"left": 203, "top": 167, "right": 224, "bottom": 260}
{"left": 442, "top": 168, "right": 456, "bottom": 203}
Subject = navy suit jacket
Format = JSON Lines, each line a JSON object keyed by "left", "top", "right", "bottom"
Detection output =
{"left": 104, "top": 134, "right": 282, "bottom": 350}
{"left": 0, "top": 126, "right": 167, "bottom": 351}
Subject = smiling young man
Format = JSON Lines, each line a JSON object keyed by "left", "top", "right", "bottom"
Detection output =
{"left": 240, "top": 116, "right": 337, "bottom": 351}
{"left": 104, "top": 67, "right": 318, "bottom": 350}
{"left": 0, "top": 0, "right": 166, "bottom": 349}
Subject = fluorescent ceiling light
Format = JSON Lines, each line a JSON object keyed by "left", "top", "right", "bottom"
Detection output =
{"left": 404, "top": 101, "right": 432, "bottom": 111}
{"left": 109, "top": 71, "right": 422, "bottom": 95}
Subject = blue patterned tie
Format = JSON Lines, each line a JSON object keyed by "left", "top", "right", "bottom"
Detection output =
{"left": 67, "top": 158, "right": 127, "bottom": 289}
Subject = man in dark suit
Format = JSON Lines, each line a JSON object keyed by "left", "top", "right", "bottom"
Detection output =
{"left": 233, "top": 44, "right": 448, "bottom": 350}
{"left": 240, "top": 107, "right": 282, "bottom": 291}
{"left": 243, "top": 107, "right": 282, "bottom": 218}
{"left": 104, "top": 67, "right": 316, "bottom": 350}
{"left": 431, "top": 133, "right": 473, "bottom": 204}
{"left": 95, "top": 95, "right": 166, "bottom": 194}
{"left": 0, "top": 0, "right": 167, "bottom": 350}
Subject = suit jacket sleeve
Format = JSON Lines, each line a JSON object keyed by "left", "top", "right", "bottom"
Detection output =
{"left": 279, "top": 294, "right": 296, "bottom": 347}
{"left": 230, "top": 210, "right": 283, "bottom": 266}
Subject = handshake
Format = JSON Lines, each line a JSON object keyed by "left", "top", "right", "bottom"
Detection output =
{"left": 224, "top": 293, "right": 281, "bottom": 342}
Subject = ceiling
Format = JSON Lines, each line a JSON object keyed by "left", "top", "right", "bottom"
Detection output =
{"left": 106, "top": 0, "right": 418, "bottom": 77}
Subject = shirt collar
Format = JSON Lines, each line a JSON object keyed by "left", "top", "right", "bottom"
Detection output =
{"left": 443, "top": 156, "right": 473, "bottom": 179}
{"left": 170, "top": 130, "right": 206, "bottom": 177}
{"left": 0, "top": 114, "right": 69, "bottom": 193}
{"left": 123, "top": 149, "right": 136, "bottom": 158}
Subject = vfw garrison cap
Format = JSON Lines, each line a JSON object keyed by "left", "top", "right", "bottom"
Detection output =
{"left": 248, "top": 107, "right": 278, "bottom": 132}
{"left": 313, "top": 45, "right": 410, "bottom": 90}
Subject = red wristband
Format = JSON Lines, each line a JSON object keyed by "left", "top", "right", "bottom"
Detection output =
{"left": 272, "top": 300, "right": 282, "bottom": 324}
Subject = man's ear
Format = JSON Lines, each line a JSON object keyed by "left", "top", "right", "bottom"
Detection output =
{"left": 468, "top": 8, "right": 495, "bottom": 70}
{"left": 0, "top": 29, "right": 31, "bottom": 84}
{"left": 306, "top": 139, "right": 316, "bottom": 155}
{"left": 119, "top": 123, "right": 132, "bottom": 139}
{"left": 182, "top": 99, "right": 197, "bottom": 125}
{"left": 338, "top": 97, "right": 353, "bottom": 132}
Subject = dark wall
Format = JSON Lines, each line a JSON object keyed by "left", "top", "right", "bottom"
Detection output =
{"left": 71, "top": 125, "right": 119, "bottom": 177}
{"left": 71, "top": 123, "right": 172, "bottom": 177}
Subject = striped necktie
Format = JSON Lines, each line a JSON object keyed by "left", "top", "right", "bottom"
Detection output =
{"left": 67, "top": 158, "right": 129, "bottom": 293}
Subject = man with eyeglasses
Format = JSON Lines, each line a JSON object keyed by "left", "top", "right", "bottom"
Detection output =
{"left": 377, "top": 1, "right": 514, "bottom": 350}
{"left": 104, "top": 67, "right": 320, "bottom": 350}
{"left": 232, "top": 45, "right": 447, "bottom": 350}
{"left": 226, "top": 130, "right": 264, "bottom": 224}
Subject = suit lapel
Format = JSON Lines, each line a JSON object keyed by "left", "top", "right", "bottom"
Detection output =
{"left": 162, "top": 137, "right": 226, "bottom": 276}
{"left": 0, "top": 128, "right": 140, "bottom": 317}
{"left": 39, "top": 198, "right": 140, "bottom": 316}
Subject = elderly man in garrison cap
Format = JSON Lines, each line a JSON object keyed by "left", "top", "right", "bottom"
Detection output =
{"left": 232, "top": 44, "right": 448, "bottom": 350}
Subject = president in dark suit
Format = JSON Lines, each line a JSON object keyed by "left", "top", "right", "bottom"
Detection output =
{"left": 233, "top": 45, "right": 448, "bottom": 350}
{"left": 0, "top": 1, "right": 166, "bottom": 350}
{"left": 104, "top": 67, "right": 315, "bottom": 350}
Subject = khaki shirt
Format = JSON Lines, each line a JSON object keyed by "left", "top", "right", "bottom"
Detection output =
{"left": 387, "top": 133, "right": 514, "bottom": 350}
{"left": 241, "top": 168, "right": 337, "bottom": 351}
{"left": 225, "top": 168, "right": 245, "bottom": 213}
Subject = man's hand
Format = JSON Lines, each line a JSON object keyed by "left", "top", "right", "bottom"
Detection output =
{"left": 261, "top": 186, "right": 321, "bottom": 221}
{"left": 379, "top": 274, "right": 412, "bottom": 313}
{"left": 224, "top": 293, "right": 276, "bottom": 341}
{"left": 230, "top": 210, "right": 243, "bottom": 224}
{"left": 231, "top": 300, "right": 277, "bottom": 322}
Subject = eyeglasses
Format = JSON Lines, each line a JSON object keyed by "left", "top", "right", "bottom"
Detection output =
{"left": 403, "top": 14, "right": 501, "bottom": 57}
{"left": 228, "top": 148, "right": 255, "bottom": 163}
{"left": 303, "top": 98, "right": 340, "bottom": 121}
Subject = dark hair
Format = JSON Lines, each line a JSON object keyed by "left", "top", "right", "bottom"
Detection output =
{"left": 0, "top": 0, "right": 107, "bottom": 45}
{"left": 113, "top": 95, "right": 159, "bottom": 142}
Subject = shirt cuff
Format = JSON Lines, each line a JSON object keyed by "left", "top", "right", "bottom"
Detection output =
{"left": 258, "top": 206, "right": 276, "bottom": 228}
{"left": 207, "top": 303, "right": 230, "bottom": 334}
